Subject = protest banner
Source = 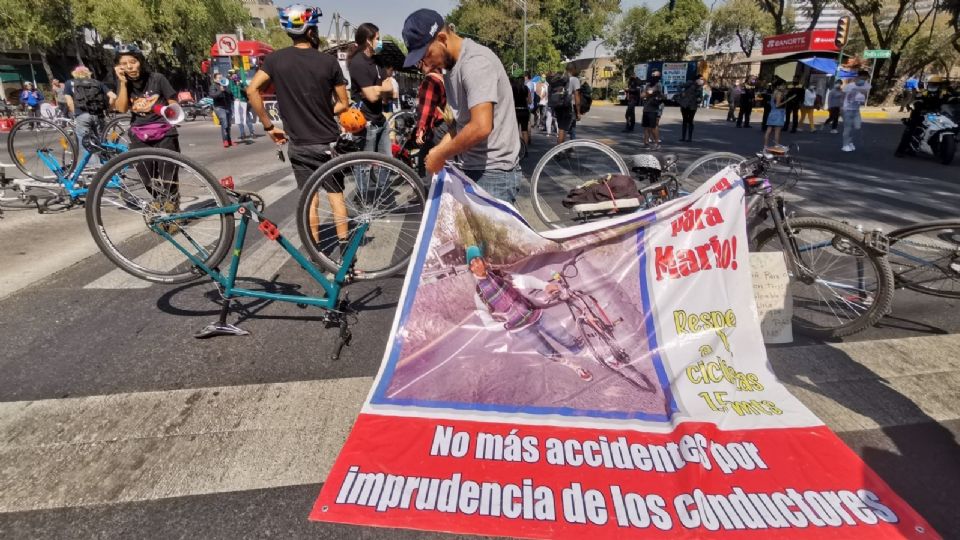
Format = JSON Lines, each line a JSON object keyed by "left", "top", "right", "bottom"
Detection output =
{"left": 310, "top": 167, "right": 936, "bottom": 539}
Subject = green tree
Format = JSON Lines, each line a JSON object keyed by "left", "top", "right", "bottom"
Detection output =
{"left": 0, "top": 0, "right": 73, "bottom": 83}
{"left": 609, "top": 0, "right": 709, "bottom": 67}
{"left": 72, "top": 0, "right": 250, "bottom": 74}
{"left": 754, "top": 0, "right": 796, "bottom": 34}
{"left": 708, "top": 0, "right": 776, "bottom": 56}
{"left": 539, "top": 0, "right": 620, "bottom": 60}
{"left": 447, "top": 0, "right": 562, "bottom": 75}
{"left": 835, "top": 0, "right": 941, "bottom": 98}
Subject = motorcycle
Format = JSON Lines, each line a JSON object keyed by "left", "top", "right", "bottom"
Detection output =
{"left": 180, "top": 97, "right": 214, "bottom": 122}
{"left": 902, "top": 100, "right": 959, "bottom": 165}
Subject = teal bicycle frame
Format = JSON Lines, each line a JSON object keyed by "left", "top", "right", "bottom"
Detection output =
{"left": 152, "top": 198, "right": 366, "bottom": 309}
{"left": 148, "top": 190, "right": 367, "bottom": 356}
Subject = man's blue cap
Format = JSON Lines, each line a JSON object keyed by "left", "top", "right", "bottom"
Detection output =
{"left": 465, "top": 245, "right": 482, "bottom": 264}
{"left": 402, "top": 9, "right": 445, "bottom": 68}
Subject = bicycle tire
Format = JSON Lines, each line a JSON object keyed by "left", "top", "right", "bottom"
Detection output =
{"left": 531, "top": 139, "right": 630, "bottom": 230}
{"left": 679, "top": 152, "right": 745, "bottom": 192}
{"left": 754, "top": 217, "right": 894, "bottom": 339}
{"left": 85, "top": 148, "right": 235, "bottom": 284}
{"left": 7, "top": 117, "right": 78, "bottom": 182}
{"left": 102, "top": 115, "right": 132, "bottom": 147}
{"left": 887, "top": 219, "right": 960, "bottom": 298}
{"left": 297, "top": 151, "right": 426, "bottom": 280}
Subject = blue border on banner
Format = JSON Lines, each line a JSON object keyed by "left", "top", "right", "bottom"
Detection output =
{"left": 635, "top": 226, "right": 679, "bottom": 418}
{"left": 370, "top": 171, "right": 676, "bottom": 421}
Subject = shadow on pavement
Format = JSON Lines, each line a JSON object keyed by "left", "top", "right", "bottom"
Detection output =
{"left": 770, "top": 347, "right": 960, "bottom": 534}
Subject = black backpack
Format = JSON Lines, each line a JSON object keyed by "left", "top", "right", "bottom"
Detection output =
{"left": 547, "top": 74, "right": 570, "bottom": 109}
{"left": 580, "top": 82, "right": 594, "bottom": 114}
{"left": 72, "top": 78, "right": 107, "bottom": 116}
{"left": 562, "top": 174, "right": 639, "bottom": 208}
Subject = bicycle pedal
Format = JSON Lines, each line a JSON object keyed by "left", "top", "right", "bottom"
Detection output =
{"left": 194, "top": 322, "right": 250, "bottom": 339}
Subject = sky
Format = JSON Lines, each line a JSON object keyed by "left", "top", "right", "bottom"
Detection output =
{"left": 271, "top": 0, "right": 670, "bottom": 53}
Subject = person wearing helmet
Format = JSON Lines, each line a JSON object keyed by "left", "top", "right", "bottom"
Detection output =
{"left": 896, "top": 75, "right": 954, "bottom": 157}
{"left": 248, "top": 5, "right": 349, "bottom": 185}
{"left": 247, "top": 5, "right": 351, "bottom": 248}
{"left": 114, "top": 44, "right": 179, "bottom": 151}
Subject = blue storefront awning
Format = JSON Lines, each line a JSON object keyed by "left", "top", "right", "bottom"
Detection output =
{"left": 798, "top": 57, "right": 857, "bottom": 77}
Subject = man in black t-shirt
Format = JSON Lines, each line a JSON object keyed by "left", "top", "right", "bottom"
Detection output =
{"left": 247, "top": 5, "right": 349, "bottom": 189}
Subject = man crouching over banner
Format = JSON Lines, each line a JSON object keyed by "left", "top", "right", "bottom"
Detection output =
{"left": 467, "top": 245, "right": 594, "bottom": 381}
{"left": 402, "top": 9, "right": 522, "bottom": 202}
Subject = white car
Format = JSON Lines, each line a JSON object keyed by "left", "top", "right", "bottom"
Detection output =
{"left": 617, "top": 90, "right": 627, "bottom": 105}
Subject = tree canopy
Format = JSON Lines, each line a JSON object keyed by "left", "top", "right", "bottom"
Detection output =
{"left": 446, "top": 0, "right": 619, "bottom": 75}
{"left": 608, "top": 0, "right": 709, "bottom": 68}
{"left": 708, "top": 0, "right": 776, "bottom": 57}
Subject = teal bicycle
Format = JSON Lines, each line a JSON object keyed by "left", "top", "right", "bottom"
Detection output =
{"left": 84, "top": 147, "right": 426, "bottom": 359}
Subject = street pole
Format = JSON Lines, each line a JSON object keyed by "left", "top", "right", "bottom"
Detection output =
{"left": 523, "top": 4, "right": 527, "bottom": 74}
{"left": 513, "top": 0, "right": 528, "bottom": 73}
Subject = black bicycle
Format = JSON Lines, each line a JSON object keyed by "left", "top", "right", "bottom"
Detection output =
{"left": 743, "top": 151, "right": 894, "bottom": 338}
{"left": 542, "top": 254, "right": 655, "bottom": 391}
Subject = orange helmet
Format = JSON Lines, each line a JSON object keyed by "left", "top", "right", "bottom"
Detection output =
{"left": 340, "top": 108, "right": 367, "bottom": 133}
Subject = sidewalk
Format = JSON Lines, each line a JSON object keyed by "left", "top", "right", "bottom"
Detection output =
{"left": 707, "top": 102, "right": 900, "bottom": 119}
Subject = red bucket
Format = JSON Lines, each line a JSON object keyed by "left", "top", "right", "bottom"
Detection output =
{"left": 0, "top": 118, "right": 14, "bottom": 133}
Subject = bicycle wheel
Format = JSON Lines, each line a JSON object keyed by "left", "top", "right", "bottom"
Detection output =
{"left": 679, "top": 151, "right": 745, "bottom": 192}
{"left": 887, "top": 220, "right": 960, "bottom": 298}
{"left": 531, "top": 139, "right": 630, "bottom": 229}
{"left": 6, "top": 118, "right": 78, "bottom": 182}
{"left": 754, "top": 217, "right": 894, "bottom": 339}
{"left": 102, "top": 115, "right": 132, "bottom": 147}
{"left": 297, "top": 151, "right": 426, "bottom": 280}
{"left": 85, "top": 148, "right": 235, "bottom": 284}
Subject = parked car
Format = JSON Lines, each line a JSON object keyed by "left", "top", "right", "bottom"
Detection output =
{"left": 617, "top": 90, "right": 627, "bottom": 105}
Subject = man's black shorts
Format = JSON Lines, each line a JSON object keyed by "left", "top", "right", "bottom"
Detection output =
{"left": 515, "top": 108, "right": 530, "bottom": 131}
{"left": 641, "top": 110, "right": 659, "bottom": 128}
{"left": 288, "top": 142, "right": 337, "bottom": 190}
{"left": 554, "top": 107, "right": 574, "bottom": 132}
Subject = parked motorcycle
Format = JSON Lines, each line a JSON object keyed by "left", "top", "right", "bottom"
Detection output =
{"left": 181, "top": 97, "right": 214, "bottom": 122}
{"left": 901, "top": 100, "right": 959, "bottom": 165}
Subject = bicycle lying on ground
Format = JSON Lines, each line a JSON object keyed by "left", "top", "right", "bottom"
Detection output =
{"left": 530, "top": 139, "right": 682, "bottom": 229}
{"left": 541, "top": 253, "right": 655, "bottom": 391}
{"left": 2, "top": 117, "right": 128, "bottom": 212}
{"left": 885, "top": 219, "right": 960, "bottom": 298}
{"left": 740, "top": 151, "right": 894, "bottom": 338}
{"left": 84, "top": 146, "right": 426, "bottom": 358}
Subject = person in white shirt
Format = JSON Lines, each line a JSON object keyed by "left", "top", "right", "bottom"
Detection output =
{"left": 841, "top": 72, "right": 871, "bottom": 152}
{"left": 799, "top": 84, "right": 818, "bottom": 133}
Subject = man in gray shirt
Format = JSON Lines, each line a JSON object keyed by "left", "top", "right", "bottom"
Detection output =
{"left": 402, "top": 9, "right": 522, "bottom": 202}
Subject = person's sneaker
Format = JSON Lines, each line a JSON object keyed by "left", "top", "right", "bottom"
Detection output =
{"left": 841, "top": 144, "right": 854, "bottom": 152}
{"left": 576, "top": 367, "right": 593, "bottom": 382}
{"left": 223, "top": 140, "right": 230, "bottom": 148}
{"left": 830, "top": 129, "right": 839, "bottom": 134}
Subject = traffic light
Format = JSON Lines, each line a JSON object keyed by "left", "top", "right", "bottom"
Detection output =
{"left": 835, "top": 16, "right": 850, "bottom": 48}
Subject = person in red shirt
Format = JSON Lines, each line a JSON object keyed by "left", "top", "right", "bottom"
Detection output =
{"left": 413, "top": 66, "right": 447, "bottom": 177}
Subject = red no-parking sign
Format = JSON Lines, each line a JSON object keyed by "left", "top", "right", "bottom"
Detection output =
{"left": 216, "top": 34, "right": 239, "bottom": 56}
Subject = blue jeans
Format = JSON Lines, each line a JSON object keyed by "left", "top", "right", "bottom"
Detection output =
{"left": 74, "top": 112, "right": 98, "bottom": 150}
{"left": 358, "top": 122, "right": 391, "bottom": 193}
{"left": 517, "top": 315, "right": 583, "bottom": 357}
{"left": 842, "top": 109, "right": 862, "bottom": 147}
{"left": 214, "top": 106, "right": 233, "bottom": 142}
{"left": 463, "top": 166, "right": 523, "bottom": 203}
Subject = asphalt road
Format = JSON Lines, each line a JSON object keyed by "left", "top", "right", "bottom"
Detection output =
{"left": 1, "top": 109, "right": 958, "bottom": 539}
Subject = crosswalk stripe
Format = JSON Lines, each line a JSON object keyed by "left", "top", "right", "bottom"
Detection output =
{"left": 238, "top": 214, "right": 302, "bottom": 282}
{"left": 1, "top": 333, "right": 956, "bottom": 513}
{"left": 84, "top": 175, "right": 298, "bottom": 290}
{"left": 0, "top": 377, "right": 373, "bottom": 513}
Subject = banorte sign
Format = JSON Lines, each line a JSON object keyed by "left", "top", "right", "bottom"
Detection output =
{"left": 762, "top": 30, "right": 839, "bottom": 55}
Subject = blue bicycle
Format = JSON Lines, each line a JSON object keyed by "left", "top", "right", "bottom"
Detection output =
{"left": 5, "top": 116, "right": 127, "bottom": 210}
